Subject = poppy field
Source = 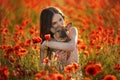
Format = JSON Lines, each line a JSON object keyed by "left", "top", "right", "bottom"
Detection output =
{"left": 0, "top": 0, "right": 120, "bottom": 80}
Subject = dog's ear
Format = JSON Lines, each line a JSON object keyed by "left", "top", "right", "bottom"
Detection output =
{"left": 66, "top": 23, "right": 72, "bottom": 30}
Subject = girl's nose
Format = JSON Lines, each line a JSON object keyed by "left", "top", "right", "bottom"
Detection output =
{"left": 57, "top": 22, "right": 62, "bottom": 27}
{"left": 58, "top": 23, "right": 62, "bottom": 26}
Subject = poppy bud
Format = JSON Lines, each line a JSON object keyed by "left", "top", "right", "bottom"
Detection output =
{"left": 44, "top": 34, "right": 51, "bottom": 40}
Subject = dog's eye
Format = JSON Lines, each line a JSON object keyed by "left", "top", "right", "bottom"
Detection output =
{"left": 57, "top": 30, "right": 60, "bottom": 32}
{"left": 64, "top": 29, "right": 67, "bottom": 31}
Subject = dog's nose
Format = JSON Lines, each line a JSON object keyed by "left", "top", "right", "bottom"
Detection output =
{"left": 60, "top": 30, "right": 67, "bottom": 38}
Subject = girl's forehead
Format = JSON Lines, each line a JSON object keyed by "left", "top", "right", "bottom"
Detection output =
{"left": 52, "top": 14, "right": 62, "bottom": 22}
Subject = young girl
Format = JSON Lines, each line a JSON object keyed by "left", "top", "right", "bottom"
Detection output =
{"left": 40, "top": 6, "right": 78, "bottom": 67}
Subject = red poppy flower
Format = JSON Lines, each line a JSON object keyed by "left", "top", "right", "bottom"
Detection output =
{"left": 35, "top": 70, "right": 48, "bottom": 79}
{"left": 0, "top": 66, "right": 9, "bottom": 80}
{"left": 72, "top": 62, "right": 79, "bottom": 71}
{"left": 49, "top": 73, "right": 64, "bottom": 80}
{"left": 96, "top": 45, "right": 102, "bottom": 50}
{"left": 43, "top": 57, "right": 49, "bottom": 64}
{"left": 17, "top": 48, "right": 28, "bottom": 57}
{"left": 114, "top": 64, "right": 120, "bottom": 72}
{"left": 80, "top": 45, "right": 87, "bottom": 50}
{"left": 24, "top": 39, "right": 31, "bottom": 46}
{"left": 85, "top": 64, "right": 98, "bottom": 76}
{"left": 32, "top": 37, "right": 42, "bottom": 44}
{"left": 95, "top": 63, "right": 102, "bottom": 73}
{"left": 103, "top": 75, "right": 117, "bottom": 80}
{"left": 44, "top": 34, "right": 51, "bottom": 40}
{"left": 77, "top": 39, "right": 83, "bottom": 44}
{"left": 85, "top": 63, "right": 102, "bottom": 76}
{"left": 64, "top": 65, "right": 74, "bottom": 73}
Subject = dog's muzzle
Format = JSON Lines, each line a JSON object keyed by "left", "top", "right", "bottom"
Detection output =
{"left": 60, "top": 30, "right": 68, "bottom": 38}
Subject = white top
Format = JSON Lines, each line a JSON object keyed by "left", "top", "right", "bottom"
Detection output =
{"left": 40, "top": 27, "right": 78, "bottom": 67}
{"left": 55, "top": 46, "right": 78, "bottom": 67}
{"left": 51, "top": 27, "right": 78, "bottom": 66}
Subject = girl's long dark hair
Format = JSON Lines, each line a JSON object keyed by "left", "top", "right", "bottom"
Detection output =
{"left": 40, "top": 7, "right": 64, "bottom": 42}
{"left": 40, "top": 7, "right": 64, "bottom": 59}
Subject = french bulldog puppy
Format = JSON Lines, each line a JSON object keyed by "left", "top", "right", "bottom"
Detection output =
{"left": 53, "top": 23, "right": 72, "bottom": 42}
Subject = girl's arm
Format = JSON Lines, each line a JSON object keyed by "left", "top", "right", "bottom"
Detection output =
{"left": 41, "top": 27, "right": 78, "bottom": 51}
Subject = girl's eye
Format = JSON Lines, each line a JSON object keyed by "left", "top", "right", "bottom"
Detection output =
{"left": 52, "top": 22, "right": 57, "bottom": 26}
{"left": 59, "top": 18, "right": 62, "bottom": 21}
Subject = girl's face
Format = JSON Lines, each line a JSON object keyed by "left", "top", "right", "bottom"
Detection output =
{"left": 51, "top": 13, "right": 64, "bottom": 33}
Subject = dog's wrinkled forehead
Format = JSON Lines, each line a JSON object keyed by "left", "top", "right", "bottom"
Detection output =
{"left": 50, "top": 23, "right": 72, "bottom": 33}
{"left": 56, "top": 26, "right": 66, "bottom": 31}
